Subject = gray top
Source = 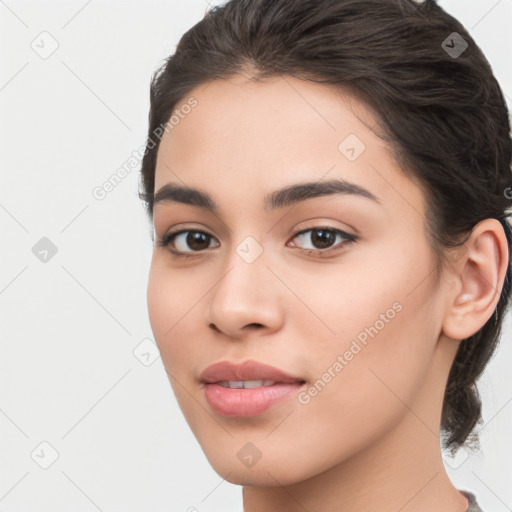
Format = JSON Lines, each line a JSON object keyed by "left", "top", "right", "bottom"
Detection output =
{"left": 460, "top": 490, "right": 483, "bottom": 512}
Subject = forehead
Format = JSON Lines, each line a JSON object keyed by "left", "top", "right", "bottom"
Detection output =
{"left": 155, "top": 74, "right": 378, "bottom": 179}
{"left": 153, "top": 74, "right": 426, "bottom": 220}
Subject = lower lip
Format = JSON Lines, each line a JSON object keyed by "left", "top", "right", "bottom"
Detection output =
{"left": 204, "top": 382, "right": 304, "bottom": 417}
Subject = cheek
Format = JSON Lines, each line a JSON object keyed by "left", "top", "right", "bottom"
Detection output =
{"left": 147, "top": 260, "right": 170, "bottom": 342}
{"left": 282, "top": 235, "right": 435, "bottom": 352}
{"left": 147, "top": 258, "right": 193, "bottom": 370}
{"left": 147, "top": 261, "right": 205, "bottom": 423}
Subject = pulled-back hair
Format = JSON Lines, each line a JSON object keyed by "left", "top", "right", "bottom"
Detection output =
{"left": 139, "top": 0, "right": 512, "bottom": 452}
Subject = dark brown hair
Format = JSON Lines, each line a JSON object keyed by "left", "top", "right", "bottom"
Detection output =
{"left": 139, "top": 0, "right": 512, "bottom": 453}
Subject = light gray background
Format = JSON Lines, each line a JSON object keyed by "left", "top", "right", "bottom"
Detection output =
{"left": 1, "top": 1, "right": 511, "bottom": 511}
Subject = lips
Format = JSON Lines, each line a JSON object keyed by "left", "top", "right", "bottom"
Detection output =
{"left": 200, "top": 360, "right": 306, "bottom": 417}
{"left": 199, "top": 359, "right": 305, "bottom": 385}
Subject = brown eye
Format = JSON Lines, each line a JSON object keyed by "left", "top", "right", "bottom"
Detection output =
{"left": 180, "top": 231, "right": 211, "bottom": 251}
{"left": 158, "top": 225, "right": 357, "bottom": 259}
{"left": 289, "top": 226, "right": 356, "bottom": 254}
{"left": 158, "top": 229, "right": 219, "bottom": 256}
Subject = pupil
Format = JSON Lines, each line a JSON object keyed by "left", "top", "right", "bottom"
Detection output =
{"left": 312, "top": 229, "right": 334, "bottom": 249}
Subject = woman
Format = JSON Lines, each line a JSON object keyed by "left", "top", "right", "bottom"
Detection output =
{"left": 139, "top": 0, "right": 511, "bottom": 510}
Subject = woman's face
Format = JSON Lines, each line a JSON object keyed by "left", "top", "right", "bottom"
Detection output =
{"left": 147, "top": 74, "right": 453, "bottom": 485}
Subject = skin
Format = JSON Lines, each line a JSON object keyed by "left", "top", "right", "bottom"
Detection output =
{"left": 147, "top": 73, "right": 508, "bottom": 512}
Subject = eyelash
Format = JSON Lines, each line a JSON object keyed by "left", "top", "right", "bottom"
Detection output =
{"left": 157, "top": 225, "right": 357, "bottom": 259}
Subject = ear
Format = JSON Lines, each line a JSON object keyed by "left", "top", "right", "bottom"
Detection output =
{"left": 442, "top": 218, "right": 509, "bottom": 341}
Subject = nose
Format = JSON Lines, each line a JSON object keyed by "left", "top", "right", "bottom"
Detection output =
{"left": 207, "top": 251, "right": 284, "bottom": 340}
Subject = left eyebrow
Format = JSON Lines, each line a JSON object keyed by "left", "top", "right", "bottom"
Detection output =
{"left": 153, "top": 178, "right": 380, "bottom": 214}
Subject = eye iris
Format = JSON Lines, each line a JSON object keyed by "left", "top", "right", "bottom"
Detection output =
{"left": 187, "top": 231, "right": 210, "bottom": 251}
{"left": 311, "top": 229, "right": 335, "bottom": 249}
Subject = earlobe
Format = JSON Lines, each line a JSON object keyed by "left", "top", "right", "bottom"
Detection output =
{"left": 442, "top": 218, "right": 509, "bottom": 341}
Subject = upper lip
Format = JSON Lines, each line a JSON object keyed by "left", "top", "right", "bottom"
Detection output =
{"left": 199, "top": 360, "right": 305, "bottom": 384}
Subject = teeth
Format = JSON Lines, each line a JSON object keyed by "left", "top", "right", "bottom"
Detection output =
{"left": 218, "top": 380, "right": 276, "bottom": 389}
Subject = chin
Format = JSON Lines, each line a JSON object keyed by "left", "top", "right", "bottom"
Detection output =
{"left": 200, "top": 443, "right": 324, "bottom": 487}
{"left": 218, "top": 464, "right": 308, "bottom": 487}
